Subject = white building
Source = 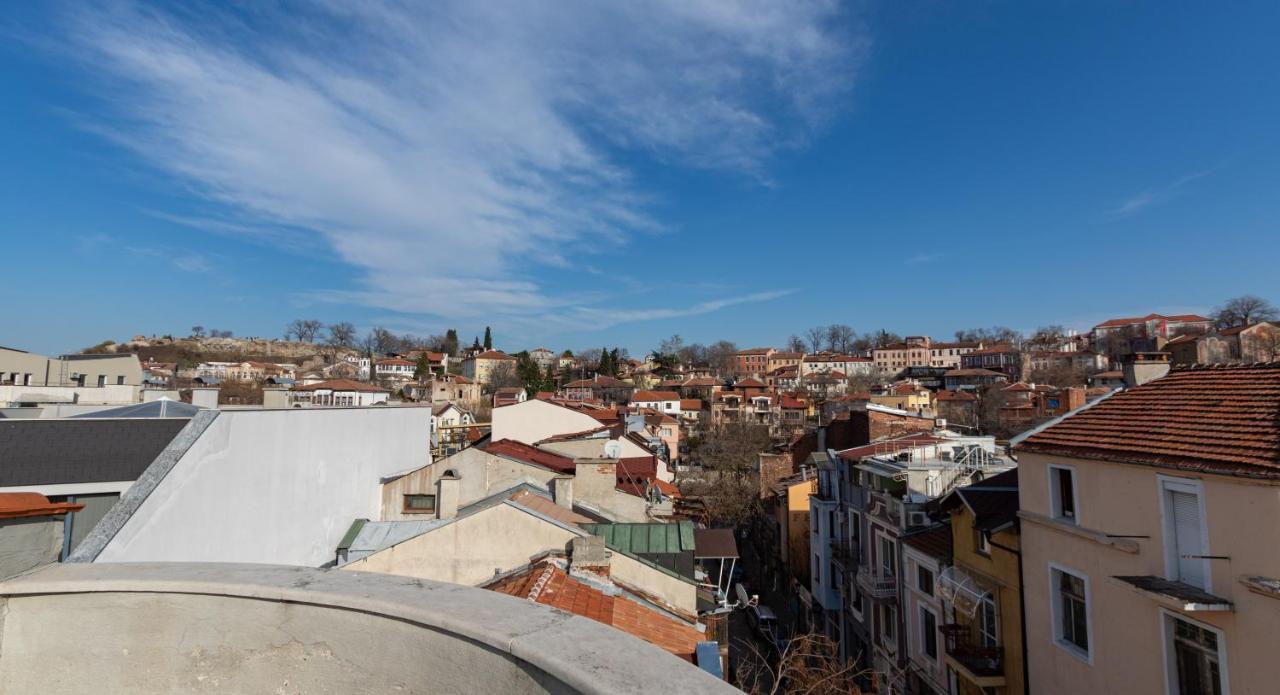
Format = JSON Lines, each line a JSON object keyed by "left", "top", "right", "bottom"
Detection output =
{"left": 290, "top": 379, "right": 390, "bottom": 407}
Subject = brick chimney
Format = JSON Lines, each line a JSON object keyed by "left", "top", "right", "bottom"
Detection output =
{"left": 1122, "top": 352, "right": 1171, "bottom": 388}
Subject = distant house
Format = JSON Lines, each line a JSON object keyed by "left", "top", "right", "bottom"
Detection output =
{"left": 561, "top": 375, "right": 634, "bottom": 404}
{"left": 528, "top": 348, "right": 557, "bottom": 371}
{"left": 492, "top": 387, "right": 527, "bottom": 408}
{"left": 375, "top": 357, "right": 417, "bottom": 381}
{"left": 733, "top": 348, "right": 775, "bottom": 377}
{"left": 801, "top": 353, "right": 874, "bottom": 377}
{"left": 461, "top": 350, "right": 517, "bottom": 385}
{"left": 1021, "top": 350, "right": 1107, "bottom": 377}
{"left": 1090, "top": 312, "right": 1213, "bottom": 355}
{"left": 943, "top": 368, "right": 1009, "bottom": 392}
{"left": 630, "top": 390, "right": 682, "bottom": 415}
{"left": 290, "top": 379, "right": 390, "bottom": 407}
{"left": 1166, "top": 322, "right": 1280, "bottom": 365}
{"left": 960, "top": 345, "right": 1022, "bottom": 380}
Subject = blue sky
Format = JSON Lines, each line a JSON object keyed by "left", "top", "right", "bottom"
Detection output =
{"left": 2, "top": 2, "right": 1278, "bottom": 356}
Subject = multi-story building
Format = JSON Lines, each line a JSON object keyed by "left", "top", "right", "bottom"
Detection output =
{"left": 934, "top": 469, "right": 1026, "bottom": 695}
{"left": 1021, "top": 350, "right": 1108, "bottom": 377}
{"left": 1090, "top": 313, "right": 1213, "bottom": 356}
{"left": 1165, "top": 321, "right": 1280, "bottom": 366}
{"left": 802, "top": 353, "right": 875, "bottom": 377}
{"left": 960, "top": 345, "right": 1022, "bottom": 380}
{"left": 873, "top": 336, "right": 976, "bottom": 373}
{"left": 733, "top": 348, "right": 775, "bottom": 377}
{"left": 375, "top": 357, "right": 416, "bottom": 381}
{"left": 928, "top": 341, "right": 984, "bottom": 369}
{"left": 1, "top": 347, "right": 143, "bottom": 388}
{"left": 767, "top": 351, "right": 804, "bottom": 374}
{"left": 527, "top": 347, "right": 557, "bottom": 371}
{"left": 1014, "top": 358, "right": 1280, "bottom": 695}
{"left": 462, "top": 350, "right": 517, "bottom": 385}
{"left": 813, "top": 428, "right": 1015, "bottom": 675}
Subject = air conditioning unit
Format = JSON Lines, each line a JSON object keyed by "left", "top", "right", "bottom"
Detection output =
{"left": 908, "top": 511, "right": 929, "bottom": 527}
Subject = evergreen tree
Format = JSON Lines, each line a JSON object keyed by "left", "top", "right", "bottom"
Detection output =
{"left": 599, "top": 346, "right": 611, "bottom": 376}
{"left": 414, "top": 352, "right": 431, "bottom": 381}
{"left": 444, "top": 329, "right": 459, "bottom": 356}
{"left": 609, "top": 348, "right": 620, "bottom": 375}
{"left": 472, "top": 336, "right": 481, "bottom": 351}
{"left": 483, "top": 326, "right": 492, "bottom": 350}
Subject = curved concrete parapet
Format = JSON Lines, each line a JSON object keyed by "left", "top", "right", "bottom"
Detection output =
{"left": 0, "top": 563, "right": 737, "bottom": 694}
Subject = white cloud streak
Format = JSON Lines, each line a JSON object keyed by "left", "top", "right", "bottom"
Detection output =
{"left": 58, "top": 1, "right": 862, "bottom": 330}
{"left": 1108, "top": 169, "right": 1213, "bottom": 219}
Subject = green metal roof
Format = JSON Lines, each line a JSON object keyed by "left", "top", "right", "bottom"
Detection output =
{"left": 336, "top": 518, "right": 368, "bottom": 551}
{"left": 582, "top": 521, "right": 694, "bottom": 555}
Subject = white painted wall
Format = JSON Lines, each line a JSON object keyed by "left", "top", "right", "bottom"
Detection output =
{"left": 0, "top": 384, "right": 138, "bottom": 406}
{"left": 95, "top": 408, "right": 432, "bottom": 566}
{"left": 490, "top": 399, "right": 605, "bottom": 445}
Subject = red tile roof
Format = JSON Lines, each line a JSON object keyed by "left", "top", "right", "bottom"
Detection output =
{"left": 471, "top": 350, "right": 516, "bottom": 361}
{"left": 632, "top": 390, "right": 680, "bottom": 402}
{"left": 376, "top": 358, "right": 415, "bottom": 366}
{"left": 1095, "top": 313, "right": 1212, "bottom": 329}
{"left": 681, "top": 377, "right": 719, "bottom": 387}
{"left": 734, "top": 377, "right": 766, "bottom": 388}
{"left": 936, "top": 389, "right": 977, "bottom": 402}
{"left": 291, "top": 378, "right": 389, "bottom": 393}
{"left": 484, "top": 439, "right": 665, "bottom": 496}
{"left": 1018, "top": 363, "right": 1280, "bottom": 478}
{"left": 486, "top": 562, "right": 703, "bottom": 660}
{"left": 0, "top": 493, "right": 83, "bottom": 519}
{"left": 679, "top": 399, "right": 703, "bottom": 411}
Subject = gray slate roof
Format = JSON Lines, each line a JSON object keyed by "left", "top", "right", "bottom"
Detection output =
{"left": 0, "top": 419, "right": 189, "bottom": 487}
{"left": 70, "top": 400, "right": 200, "bottom": 419}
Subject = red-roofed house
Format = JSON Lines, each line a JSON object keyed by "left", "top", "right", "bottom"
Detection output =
{"left": 1015, "top": 362, "right": 1280, "bottom": 695}
{"left": 733, "top": 348, "right": 775, "bottom": 377}
{"left": 1091, "top": 312, "right": 1213, "bottom": 356}
{"left": 631, "top": 390, "right": 682, "bottom": 415}
{"left": 462, "top": 350, "right": 517, "bottom": 385}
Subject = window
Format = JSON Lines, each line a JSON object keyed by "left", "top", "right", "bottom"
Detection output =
{"left": 880, "top": 604, "right": 896, "bottom": 642}
{"left": 918, "top": 565, "right": 934, "bottom": 595}
{"left": 1165, "top": 614, "right": 1226, "bottom": 695}
{"left": 1051, "top": 566, "right": 1090, "bottom": 659}
{"left": 403, "top": 494, "right": 436, "bottom": 513}
{"left": 1049, "top": 465, "right": 1078, "bottom": 523}
{"left": 978, "top": 595, "right": 998, "bottom": 648}
{"left": 1161, "top": 477, "right": 1208, "bottom": 590}
{"left": 879, "top": 535, "right": 896, "bottom": 577}
{"left": 97, "top": 375, "right": 106, "bottom": 387}
{"left": 814, "top": 554, "right": 821, "bottom": 584}
{"left": 116, "top": 376, "right": 125, "bottom": 385}
{"left": 920, "top": 606, "right": 938, "bottom": 659}
{"left": 975, "top": 528, "right": 991, "bottom": 555}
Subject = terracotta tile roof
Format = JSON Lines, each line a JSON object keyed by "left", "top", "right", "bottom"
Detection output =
{"left": 1094, "top": 370, "right": 1123, "bottom": 379}
{"left": 936, "top": 389, "right": 977, "bottom": 401}
{"left": 967, "top": 345, "right": 1018, "bottom": 355}
{"left": 632, "top": 390, "right": 680, "bottom": 402}
{"left": 291, "top": 378, "right": 389, "bottom": 393}
{"left": 486, "top": 439, "right": 666, "bottom": 496}
{"left": 735, "top": 348, "right": 773, "bottom": 355}
{"left": 376, "top": 358, "right": 415, "bottom": 366}
{"left": 734, "top": 377, "right": 766, "bottom": 388}
{"left": 771, "top": 352, "right": 803, "bottom": 359}
{"left": 679, "top": 399, "right": 703, "bottom": 411}
{"left": 780, "top": 395, "right": 806, "bottom": 409}
{"left": 470, "top": 350, "right": 516, "bottom": 361}
{"left": 1018, "top": 363, "right": 1280, "bottom": 478}
{"left": 0, "top": 493, "right": 84, "bottom": 519}
{"left": 507, "top": 490, "right": 593, "bottom": 525}
{"left": 486, "top": 562, "right": 703, "bottom": 660}
{"left": 681, "top": 377, "right": 719, "bottom": 387}
{"left": 1095, "top": 313, "right": 1213, "bottom": 329}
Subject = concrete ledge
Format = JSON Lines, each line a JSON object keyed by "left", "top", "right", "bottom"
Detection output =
{"left": 0, "top": 563, "right": 736, "bottom": 694}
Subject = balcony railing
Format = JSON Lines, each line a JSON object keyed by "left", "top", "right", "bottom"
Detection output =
{"left": 855, "top": 566, "right": 896, "bottom": 601}
{"left": 830, "top": 539, "right": 857, "bottom": 566}
{"left": 941, "top": 624, "right": 1004, "bottom": 684}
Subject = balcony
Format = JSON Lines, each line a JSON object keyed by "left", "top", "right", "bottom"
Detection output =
{"left": 941, "top": 624, "right": 1005, "bottom": 688}
{"left": 830, "top": 539, "right": 857, "bottom": 567}
{"left": 855, "top": 566, "right": 896, "bottom": 601}
{"left": 0, "top": 563, "right": 735, "bottom": 694}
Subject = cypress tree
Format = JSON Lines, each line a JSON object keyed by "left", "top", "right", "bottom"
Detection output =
{"left": 483, "top": 326, "right": 492, "bottom": 350}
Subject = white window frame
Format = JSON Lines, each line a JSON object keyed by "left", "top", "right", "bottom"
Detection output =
{"left": 1157, "top": 474, "right": 1211, "bottom": 592}
{"left": 1048, "top": 562, "right": 1093, "bottom": 664}
{"left": 1048, "top": 463, "right": 1080, "bottom": 525}
{"left": 1160, "top": 609, "right": 1229, "bottom": 695}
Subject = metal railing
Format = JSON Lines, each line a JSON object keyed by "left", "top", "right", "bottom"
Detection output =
{"left": 941, "top": 624, "right": 1004, "bottom": 678}
{"left": 855, "top": 566, "right": 897, "bottom": 600}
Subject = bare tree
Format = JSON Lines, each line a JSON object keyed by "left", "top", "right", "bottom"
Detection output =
{"left": 681, "top": 422, "right": 772, "bottom": 525}
{"left": 804, "top": 326, "right": 827, "bottom": 353}
{"left": 327, "top": 322, "right": 356, "bottom": 348}
{"left": 190, "top": 325, "right": 206, "bottom": 338}
{"left": 955, "top": 326, "right": 1022, "bottom": 345}
{"left": 707, "top": 340, "right": 738, "bottom": 374}
{"left": 785, "top": 335, "right": 807, "bottom": 353}
{"left": 827, "top": 324, "right": 856, "bottom": 354}
{"left": 298, "top": 319, "right": 324, "bottom": 343}
{"left": 1026, "top": 324, "right": 1067, "bottom": 348}
{"left": 486, "top": 362, "right": 523, "bottom": 393}
{"left": 735, "top": 632, "right": 866, "bottom": 695}
{"left": 659, "top": 334, "right": 686, "bottom": 357}
{"left": 868, "top": 329, "right": 902, "bottom": 349}
{"left": 1214, "top": 295, "right": 1278, "bottom": 328}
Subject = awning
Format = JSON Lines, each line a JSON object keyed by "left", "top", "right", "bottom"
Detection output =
{"left": 937, "top": 566, "right": 992, "bottom": 618}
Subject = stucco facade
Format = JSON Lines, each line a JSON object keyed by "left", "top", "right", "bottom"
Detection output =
{"left": 1019, "top": 450, "right": 1280, "bottom": 695}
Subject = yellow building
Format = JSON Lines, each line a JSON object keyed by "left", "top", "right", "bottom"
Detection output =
{"left": 870, "top": 383, "right": 934, "bottom": 413}
{"left": 936, "top": 469, "right": 1025, "bottom": 695}
{"left": 771, "top": 472, "right": 817, "bottom": 585}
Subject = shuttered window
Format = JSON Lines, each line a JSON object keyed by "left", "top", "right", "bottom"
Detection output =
{"left": 1169, "top": 489, "right": 1205, "bottom": 588}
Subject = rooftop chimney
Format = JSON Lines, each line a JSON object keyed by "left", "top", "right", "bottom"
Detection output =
{"left": 552, "top": 475, "right": 574, "bottom": 509}
{"left": 1122, "top": 352, "right": 1171, "bottom": 388}
{"left": 573, "top": 458, "right": 617, "bottom": 511}
{"left": 435, "top": 471, "right": 460, "bottom": 520}
{"left": 190, "top": 387, "right": 219, "bottom": 409}
{"left": 569, "top": 535, "right": 609, "bottom": 577}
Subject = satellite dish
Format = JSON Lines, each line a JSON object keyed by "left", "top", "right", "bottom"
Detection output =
{"left": 603, "top": 439, "right": 623, "bottom": 460}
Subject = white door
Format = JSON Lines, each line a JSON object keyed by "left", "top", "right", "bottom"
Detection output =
{"left": 1169, "top": 490, "right": 1205, "bottom": 588}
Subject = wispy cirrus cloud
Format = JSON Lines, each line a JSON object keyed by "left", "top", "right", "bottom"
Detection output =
{"left": 1108, "top": 169, "right": 1213, "bottom": 219}
{"left": 54, "top": 1, "right": 863, "bottom": 330}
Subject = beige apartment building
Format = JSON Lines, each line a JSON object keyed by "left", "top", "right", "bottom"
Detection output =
{"left": 873, "top": 337, "right": 982, "bottom": 372}
{"left": 1014, "top": 359, "right": 1280, "bottom": 695}
{"left": 0, "top": 347, "right": 142, "bottom": 387}
{"left": 461, "top": 350, "right": 517, "bottom": 385}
